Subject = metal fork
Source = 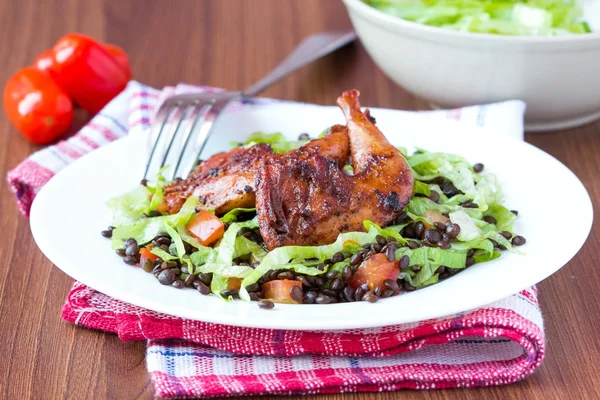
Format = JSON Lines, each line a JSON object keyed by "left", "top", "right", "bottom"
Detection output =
{"left": 144, "top": 30, "right": 356, "bottom": 181}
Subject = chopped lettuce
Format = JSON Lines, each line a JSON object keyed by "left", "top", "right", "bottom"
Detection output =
{"left": 234, "top": 132, "right": 306, "bottom": 154}
{"left": 239, "top": 224, "right": 385, "bottom": 300}
{"left": 449, "top": 210, "right": 482, "bottom": 241}
{"left": 107, "top": 167, "right": 169, "bottom": 226}
{"left": 106, "top": 185, "right": 152, "bottom": 226}
{"left": 111, "top": 196, "right": 198, "bottom": 250}
{"left": 363, "top": 0, "right": 590, "bottom": 36}
{"left": 220, "top": 208, "right": 256, "bottom": 223}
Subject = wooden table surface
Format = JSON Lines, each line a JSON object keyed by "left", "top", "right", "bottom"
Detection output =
{"left": 1, "top": 0, "right": 598, "bottom": 399}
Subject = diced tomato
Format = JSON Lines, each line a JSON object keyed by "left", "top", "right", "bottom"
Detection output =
{"left": 140, "top": 245, "right": 159, "bottom": 263}
{"left": 156, "top": 200, "right": 168, "bottom": 214}
{"left": 348, "top": 253, "right": 399, "bottom": 291}
{"left": 423, "top": 210, "right": 448, "bottom": 229}
{"left": 262, "top": 280, "right": 302, "bottom": 304}
{"left": 227, "top": 277, "right": 242, "bottom": 290}
{"left": 185, "top": 210, "right": 225, "bottom": 247}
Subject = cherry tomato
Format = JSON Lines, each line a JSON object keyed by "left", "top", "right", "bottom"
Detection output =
{"left": 3, "top": 67, "right": 73, "bottom": 145}
{"left": 36, "top": 43, "right": 132, "bottom": 81}
{"left": 185, "top": 210, "right": 225, "bottom": 246}
{"left": 262, "top": 280, "right": 302, "bottom": 304}
{"left": 47, "top": 33, "right": 129, "bottom": 114}
{"left": 102, "top": 43, "right": 132, "bottom": 81}
{"left": 34, "top": 49, "right": 54, "bottom": 72}
{"left": 348, "top": 253, "right": 400, "bottom": 291}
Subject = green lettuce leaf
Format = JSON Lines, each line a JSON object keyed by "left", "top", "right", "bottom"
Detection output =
{"left": 234, "top": 132, "right": 306, "bottom": 154}
{"left": 111, "top": 196, "right": 199, "bottom": 250}
{"left": 220, "top": 208, "right": 256, "bottom": 223}
{"left": 239, "top": 224, "right": 385, "bottom": 300}
{"left": 363, "top": 0, "right": 590, "bottom": 36}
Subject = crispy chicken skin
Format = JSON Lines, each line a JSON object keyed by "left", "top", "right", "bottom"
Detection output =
{"left": 256, "top": 89, "right": 414, "bottom": 249}
{"left": 163, "top": 143, "right": 273, "bottom": 214}
{"left": 163, "top": 126, "right": 350, "bottom": 215}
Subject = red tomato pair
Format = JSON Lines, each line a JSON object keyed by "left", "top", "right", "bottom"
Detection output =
{"left": 3, "top": 33, "right": 131, "bottom": 144}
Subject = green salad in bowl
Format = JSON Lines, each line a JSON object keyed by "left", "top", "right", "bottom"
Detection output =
{"left": 363, "top": 0, "right": 591, "bottom": 35}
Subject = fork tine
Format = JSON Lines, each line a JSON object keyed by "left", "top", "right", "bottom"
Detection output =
{"left": 170, "top": 99, "right": 213, "bottom": 181}
{"left": 143, "top": 102, "right": 178, "bottom": 180}
{"left": 174, "top": 95, "right": 237, "bottom": 179}
{"left": 158, "top": 104, "right": 194, "bottom": 181}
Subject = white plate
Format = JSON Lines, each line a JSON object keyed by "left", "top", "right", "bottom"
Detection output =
{"left": 30, "top": 102, "right": 593, "bottom": 330}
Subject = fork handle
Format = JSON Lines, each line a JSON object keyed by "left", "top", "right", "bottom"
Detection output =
{"left": 242, "top": 31, "right": 357, "bottom": 98}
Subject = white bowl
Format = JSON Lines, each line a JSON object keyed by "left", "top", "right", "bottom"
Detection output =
{"left": 342, "top": 0, "right": 600, "bottom": 131}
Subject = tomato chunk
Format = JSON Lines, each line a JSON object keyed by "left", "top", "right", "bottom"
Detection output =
{"left": 262, "top": 280, "right": 302, "bottom": 304}
{"left": 185, "top": 211, "right": 225, "bottom": 246}
{"left": 139, "top": 245, "right": 159, "bottom": 263}
{"left": 348, "top": 253, "right": 400, "bottom": 291}
{"left": 227, "top": 277, "right": 242, "bottom": 290}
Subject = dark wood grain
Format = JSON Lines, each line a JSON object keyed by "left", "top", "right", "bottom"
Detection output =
{"left": 0, "top": 0, "right": 598, "bottom": 399}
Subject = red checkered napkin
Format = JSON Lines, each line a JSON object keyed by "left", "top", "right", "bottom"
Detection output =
{"left": 9, "top": 82, "right": 541, "bottom": 398}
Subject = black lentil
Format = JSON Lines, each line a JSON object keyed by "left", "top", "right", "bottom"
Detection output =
{"left": 395, "top": 212, "right": 409, "bottom": 225}
{"left": 438, "top": 240, "right": 451, "bottom": 249}
{"left": 399, "top": 255, "right": 410, "bottom": 269}
{"left": 277, "top": 271, "right": 295, "bottom": 280}
{"left": 298, "top": 133, "right": 310, "bottom": 141}
{"left": 385, "top": 247, "right": 395, "bottom": 262}
{"left": 290, "top": 285, "right": 303, "bottom": 302}
{"left": 410, "top": 265, "right": 421, "bottom": 272}
{"left": 350, "top": 253, "right": 363, "bottom": 266}
{"left": 384, "top": 279, "right": 399, "bottom": 292}
{"left": 428, "top": 190, "right": 440, "bottom": 203}
{"left": 172, "top": 279, "right": 184, "bottom": 289}
{"left": 158, "top": 269, "right": 177, "bottom": 285}
{"left": 414, "top": 222, "right": 425, "bottom": 238}
{"left": 332, "top": 252, "right": 344, "bottom": 263}
{"left": 425, "top": 229, "right": 442, "bottom": 243}
{"left": 373, "top": 285, "right": 382, "bottom": 297}
{"left": 315, "top": 295, "right": 332, "bottom": 304}
{"left": 445, "top": 223, "right": 461, "bottom": 239}
{"left": 141, "top": 258, "right": 154, "bottom": 272}
{"left": 441, "top": 181, "right": 460, "bottom": 197}
{"left": 123, "top": 256, "right": 137, "bottom": 265}
{"left": 434, "top": 222, "right": 446, "bottom": 232}
{"left": 461, "top": 201, "right": 479, "bottom": 208}
{"left": 466, "top": 257, "right": 475, "bottom": 267}
{"left": 303, "top": 290, "right": 317, "bottom": 304}
{"left": 483, "top": 216, "right": 497, "bottom": 225}
{"left": 407, "top": 241, "right": 420, "bottom": 250}
{"left": 184, "top": 274, "right": 195, "bottom": 287}
{"left": 342, "top": 265, "right": 353, "bottom": 281}
{"left": 512, "top": 235, "right": 526, "bottom": 246}
{"left": 258, "top": 300, "right": 275, "bottom": 309}
{"left": 325, "top": 270, "right": 339, "bottom": 280}
{"left": 100, "top": 228, "right": 113, "bottom": 238}
{"left": 330, "top": 278, "right": 344, "bottom": 291}
{"left": 500, "top": 231, "right": 512, "bottom": 240}
{"left": 473, "top": 163, "right": 484, "bottom": 173}
{"left": 402, "top": 282, "right": 416, "bottom": 292}
{"left": 343, "top": 286, "right": 355, "bottom": 302}
{"left": 220, "top": 289, "right": 239, "bottom": 298}
{"left": 115, "top": 248, "right": 126, "bottom": 257}
{"left": 371, "top": 243, "right": 382, "bottom": 253}
{"left": 511, "top": 210, "right": 519, "bottom": 216}
{"left": 125, "top": 242, "right": 140, "bottom": 256}
{"left": 196, "top": 281, "right": 211, "bottom": 295}
{"left": 376, "top": 235, "right": 387, "bottom": 246}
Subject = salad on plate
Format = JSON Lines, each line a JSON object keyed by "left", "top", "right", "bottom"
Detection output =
{"left": 102, "top": 90, "right": 526, "bottom": 308}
